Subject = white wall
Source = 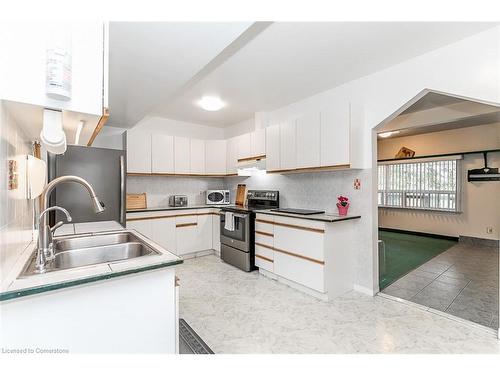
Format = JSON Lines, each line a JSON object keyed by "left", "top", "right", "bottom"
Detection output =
{"left": 91, "top": 126, "right": 126, "bottom": 150}
{"left": 0, "top": 101, "right": 35, "bottom": 287}
{"left": 223, "top": 116, "right": 255, "bottom": 138}
{"left": 257, "top": 26, "right": 500, "bottom": 293}
{"left": 133, "top": 116, "right": 225, "bottom": 139}
{"left": 378, "top": 123, "right": 500, "bottom": 241}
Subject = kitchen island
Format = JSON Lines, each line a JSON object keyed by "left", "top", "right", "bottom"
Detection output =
{"left": 0, "top": 221, "right": 182, "bottom": 353}
{"left": 252, "top": 211, "right": 361, "bottom": 301}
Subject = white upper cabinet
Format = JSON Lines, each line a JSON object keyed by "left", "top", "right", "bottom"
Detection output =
{"left": 280, "top": 120, "right": 297, "bottom": 170}
{"left": 205, "top": 140, "right": 227, "bottom": 175}
{"left": 226, "top": 137, "right": 239, "bottom": 174}
{"left": 127, "top": 129, "right": 151, "bottom": 173}
{"left": 320, "top": 102, "right": 350, "bottom": 166}
{"left": 265, "top": 124, "right": 281, "bottom": 171}
{"left": 190, "top": 139, "right": 205, "bottom": 174}
{"left": 296, "top": 113, "right": 321, "bottom": 168}
{"left": 152, "top": 134, "right": 174, "bottom": 174}
{"left": 252, "top": 129, "right": 266, "bottom": 157}
{"left": 174, "top": 136, "right": 190, "bottom": 174}
{"left": 237, "top": 133, "right": 252, "bottom": 161}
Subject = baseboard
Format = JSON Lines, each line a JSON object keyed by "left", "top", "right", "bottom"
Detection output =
{"left": 459, "top": 235, "right": 499, "bottom": 249}
{"left": 354, "top": 284, "right": 376, "bottom": 296}
{"left": 379, "top": 227, "right": 458, "bottom": 242}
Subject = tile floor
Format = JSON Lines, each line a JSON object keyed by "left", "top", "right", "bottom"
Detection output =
{"left": 177, "top": 255, "right": 500, "bottom": 354}
{"left": 382, "top": 243, "right": 499, "bottom": 329}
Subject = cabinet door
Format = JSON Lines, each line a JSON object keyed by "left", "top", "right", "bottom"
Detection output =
{"left": 151, "top": 217, "right": 176, "bottom": 253}
{"left": 197, "top": 214, "right": 213, "bottom": 251}
{"left": 226, "top": 137, "right": 238, "bottom": 174}
{"left": 237, "top": 133, "right": 252, "bottom": 161}
{"left": 174, "top": 136, "right": 190, "bottom": 174}
{"left": 320, "top": 103, "right": 350, "bottom": 166}
{"left": 175, "top": 216, "right": 198, "bottom": 255}
{"left": 127, "top": 219, "right": 153, "bottom": 239}
{"left": 190, "top": 139, "right": 205, "bottom": 174}
{"left": 205, "top": 140, "right": 227, "bottom": 174}
{"left": 280, "top": 120, "right": 296, "bottom": 170}
{"left": 296, "top": 113, "right": 320, "bottom": 168}
{"left": 127, "top": 130, "right": 151, "bottom": 173}
{"left": 212, "top": 212, "right": 221, "bottom": 253}
{"left": 152, "top": 134, "right": 174, "bottom": 173}
{"left": 252, "top": 129, "right": 266, "bottom": 157}
{"left": 265, "top": 124, "right": 280, "bottom": 171}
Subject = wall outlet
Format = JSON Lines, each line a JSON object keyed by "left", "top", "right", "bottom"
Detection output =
{"left": 486, "top": 227, "right": 494, "bottom": 234}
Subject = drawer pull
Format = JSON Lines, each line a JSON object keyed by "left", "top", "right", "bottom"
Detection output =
{"left": 255, "top": 242, "right": 274, "bottom": 250}
{"left": 255, "top": 254, "right": 273, "bottom": 263}
{"left": 273, "top": 246, "right": 325, "bottom": 265}
{"left": 274, "top": 221, "right": 324, "bottom": 233}
{"left": 256, "top": 219, "right": 274, "bottom": 225}
{"left": 176, "top": 222, "right": 197, "bottom": 228}
{"left": 255, "top": 230, "right": 274, "bottom": 237}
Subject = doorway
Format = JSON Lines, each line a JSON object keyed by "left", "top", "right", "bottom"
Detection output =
{"left": 374, "top": 91, "right": 500, "bottom": 331}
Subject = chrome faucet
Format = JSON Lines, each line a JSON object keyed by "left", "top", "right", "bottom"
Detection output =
{"left": 35, "top": 175, "right": 105, "bottom": 273}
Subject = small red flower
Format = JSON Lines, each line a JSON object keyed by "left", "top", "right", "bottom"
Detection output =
{"left": 337, "top": 196, "right": 349, "bottom": 206}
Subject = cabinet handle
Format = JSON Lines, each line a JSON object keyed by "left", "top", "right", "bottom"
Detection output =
{"left": 176, "top": 222, "right": 197, "bottom": 228}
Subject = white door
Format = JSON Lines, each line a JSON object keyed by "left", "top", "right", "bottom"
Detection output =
{"left": 152, "top": 134, "right": 174, "bottom": 173}
{"left": 175, "top": 216, "right": 199, "bottom": 255}
{"left": 265, "top": 124, "right": 280, "bottom": 171}
{"left": 205, "top": 140, "right": 227, "bottom": 174}
{"left": 252, "top": 129, "right": 266, "bottom": 157}
{"left": 127, "top": 219, "right": 153, "bottom": 239}
{"left": 237, "top": 133, "right": 252, "bottom": 161}
{"left": 197, "top": 214, "right": 213, "bottom": 251}
{"left": 226, "top": 137, "right": 238, "bottom": 174}
{"left": 151, "top": 217, "right": 176, "bottom": 253}
{"left": 280, "top": 120, "right": 296, "bottom": 170}
{"left": 190, "top": 139, "right": 205, "bottom": 174}
{"left": 296, "top": 113, "right": 321, "bottom": 168}
{"left": 320, "top": 102, "right": 350, "bottom": 166}
{"left": 212, "top": 212, "right": 221, "bottom": 253}
{"left": 174, "top": 136, "right": 190, "bottom": 174}
{"left": 127, "top": 130, "right": 151, "bottom": 173}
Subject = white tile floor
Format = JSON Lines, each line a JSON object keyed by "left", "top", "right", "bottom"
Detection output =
{"left": 177, "top": 255, "right": 500, "bottom": 354}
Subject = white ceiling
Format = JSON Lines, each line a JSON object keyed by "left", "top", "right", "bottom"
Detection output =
{"left": 109, "top": 22, "right": 499, "bottom": 129}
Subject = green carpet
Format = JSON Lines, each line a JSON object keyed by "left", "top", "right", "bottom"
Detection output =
{"left": 378, "top": 230, "right": 456, "bottom": 290}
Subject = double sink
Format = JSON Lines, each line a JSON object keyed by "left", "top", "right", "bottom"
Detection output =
{"left": 21, "top": 231, "right": 161, "bottom": 277}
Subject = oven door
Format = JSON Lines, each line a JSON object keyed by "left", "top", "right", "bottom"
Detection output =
{"left": 220, "top": 211, "right": 251, "bottom": 252}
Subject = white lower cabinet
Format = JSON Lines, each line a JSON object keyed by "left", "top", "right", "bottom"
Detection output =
{"left": 151, "top": 217, "right": 176, "bottom": 253}
{"left": 175, "top": 215, "right": 199, "bottom": 255}
{"left": 212, "top": 212, "right": 221, "bottom": 253}
{"left": 127, "top": 219, "right": 153, "bottom": 239}
{"left": 255, "top": 213, "right": 357, "bottom": 300}
{"left": 196, "top": 214, "right": 213, "bottom": 251}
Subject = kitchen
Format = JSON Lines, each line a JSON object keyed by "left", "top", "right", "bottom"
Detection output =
{"left": 1, "top": 14, "right": 500, "bottom": 367}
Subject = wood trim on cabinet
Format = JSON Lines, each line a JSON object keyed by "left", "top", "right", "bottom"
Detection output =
{"left": 127, "top": 212, "right": 219, "bottom": 222}
{"left": 267, "top": 164, "right": 350, "bottom": 174}
{"left": 176, "top": 222, "right": 197, "bottom": 228}
{"left": 255, "top": 242, "right": 274, "bottom": 250}
{"left": 273, "top": 246, "right": 325, "bottom": 265}
{"left": 127, "top": 172, "right": 228, "bottom": 178}
{"left": 255, "top": 254, "right": 274, "bottom": 263}
{"left": 255, "top": 230, "right": 274, "bottom": 237}
{"left": 255, "top": 219, "right": 274, "bottom": 225}
{"left": 87, "top": 107, "right": 110, "bottom": 146}
{"left": 273, "top": 221, "right": 325, "bottom": 234}
{"left": 237, "top": 154, "right": 266, "bottom": 163}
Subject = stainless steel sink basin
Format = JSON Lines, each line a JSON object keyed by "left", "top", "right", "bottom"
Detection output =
{"left": 20, "top": 230, "right": 160, "bottom": 277}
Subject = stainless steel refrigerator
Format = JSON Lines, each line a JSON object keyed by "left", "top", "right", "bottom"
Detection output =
{"left": 47, "top": 145, "right": 126, "bottom": 226}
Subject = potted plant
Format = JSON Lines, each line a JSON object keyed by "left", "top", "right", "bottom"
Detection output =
{"left": 337, "top": 196, "right": 350, "bottom": 216}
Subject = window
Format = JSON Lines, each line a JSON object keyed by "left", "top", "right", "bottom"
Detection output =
{"left": 378, "top": 157, "right": 461, "bottom": 212}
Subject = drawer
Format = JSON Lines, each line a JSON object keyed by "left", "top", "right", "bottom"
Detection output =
{"left": 255, "top": 220, "right": 274, "bottom": 234}
{"left": 255, "top": 255, "right": 273, "bottom": 272}
{"left": 255, "top": 232, "right": 273, "bottom": 247}
{"left": 273, "top": 216, "right": 325, "bottom": 231}
{"left": 274, "top": 225, "right": 324, "bottom": 262}
{"left": 255, "top": 243, "right": 274, "bottom": 260}
{"left": 175, "top": 214, "right": 198, "bottom": 226}
{"left": 256, "top": 213, "right": 274, "bottom": 222}
{"left": 274, "top": 251, "right": 325, "bottom": 292}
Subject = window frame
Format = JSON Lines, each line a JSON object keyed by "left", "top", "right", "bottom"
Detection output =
{"left": 377, "top": 156, "right": 463, "bottom": 213}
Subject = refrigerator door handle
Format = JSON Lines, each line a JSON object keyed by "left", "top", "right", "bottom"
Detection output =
{"left": 119, "top": 155, "right": 126, "bottom": 225}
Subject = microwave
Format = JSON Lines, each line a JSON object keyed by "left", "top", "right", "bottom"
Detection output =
{"left": 206, "top": 190, "right": 230, "bottom": 205}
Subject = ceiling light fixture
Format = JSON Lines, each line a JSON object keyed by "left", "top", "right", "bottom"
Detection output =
{"left": 378, "top": 131, "right": 400, "bottom": 138}
{"left": 198, "top": 96, "right": 225, "bottom": 111}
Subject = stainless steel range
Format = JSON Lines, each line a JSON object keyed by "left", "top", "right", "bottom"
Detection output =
{"left": 220, "top": 190, "right": 279, "bottom": 271}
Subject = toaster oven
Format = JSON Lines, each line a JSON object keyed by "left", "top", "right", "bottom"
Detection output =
{"left": 168, "top": 195, "right": 188, "bottom": 207}
{"left": 206, "top": 190, "right": 230, "bottom": 205}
